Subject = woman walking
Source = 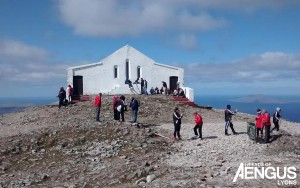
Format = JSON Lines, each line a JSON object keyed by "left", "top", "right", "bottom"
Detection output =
{"left": 173, "top": 107, "right": 183, "bottom": 141}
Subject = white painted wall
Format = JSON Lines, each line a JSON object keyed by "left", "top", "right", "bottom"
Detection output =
{"left": 182, "top": 87, "right": 194, "bottom": 102}
{"left": 67, "top": 45, "right": 188, "bottom": 96}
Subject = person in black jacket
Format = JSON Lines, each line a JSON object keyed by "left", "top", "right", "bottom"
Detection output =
{"left": 272, "top": 107, "right": 281, "bottom": 132}
{"left": 57, "top": 87, "right": 66, "bottom": 109}
{"left": 224, "top": 105, "right": 237, "bottom": 135}
{"left": 173, "top": 107, "right": 183, "bottom": 141}
{"left": 140, "top": 78, "right": 144, "bottom": 94}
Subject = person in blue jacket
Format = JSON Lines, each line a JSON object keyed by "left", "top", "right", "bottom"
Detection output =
{"left": 130, "top": 97, "right": 139, "bottom": 123}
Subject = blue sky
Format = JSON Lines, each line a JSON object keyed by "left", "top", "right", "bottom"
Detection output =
{"left": 0, "top": 0, "right": 300, "bottom": 98}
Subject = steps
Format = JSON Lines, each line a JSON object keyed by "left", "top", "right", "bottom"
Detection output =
{"left": 71, "top": 95, "right": 91, "bottom": 104}
{"left": 172, "top": 96, "right": 199, "bottom": 107}
{"left": 172, "top": 96, "right": 212, "bottom": 109}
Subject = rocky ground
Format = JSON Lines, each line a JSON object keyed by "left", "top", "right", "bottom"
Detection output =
{"left": 0, "top": 95, "right": 299, "bottom": 188}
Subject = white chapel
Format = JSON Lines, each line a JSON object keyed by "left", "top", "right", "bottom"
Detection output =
{"left": 67, "top": 45, "right": 194, "bottom": 101}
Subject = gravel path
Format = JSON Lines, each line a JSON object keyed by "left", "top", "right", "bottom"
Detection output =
{"left": 157, "top": 120, "right": 300, "bottom": 187}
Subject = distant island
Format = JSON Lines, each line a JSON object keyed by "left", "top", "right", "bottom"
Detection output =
{"left": 230, "top": 94, "right": 300, "bottom": 104}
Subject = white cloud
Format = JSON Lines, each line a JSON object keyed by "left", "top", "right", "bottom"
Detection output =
{"left": 183, "top": 52, "right": 300, "bottom": 84}
{"left": 57, "top": 0, "right": 300, "bottom": 50}
{"left": 57, "top": 0, "right": 226, "bottom": 38}
{"left": 0, "top": 40, "right": 50, "bottom": 60}
{"left": 0, "top": 40, "right": 67, "bottom": 84}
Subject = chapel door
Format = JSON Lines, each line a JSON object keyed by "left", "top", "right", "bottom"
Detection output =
{"left": 73, "top": 76, "right": 83, "bottom": 96}
{"left": 169, "top": 76, "right": 178, "bottom": 92}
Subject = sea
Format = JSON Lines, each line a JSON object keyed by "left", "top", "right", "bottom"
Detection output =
{"left": 0, "top": 95, "right": 299, "bottom": 123}
{"left": 195, "top": 95, "right": 300, "bottom": 123}
{"left": 0, "top": 97, "right": 56, "bottom": 115}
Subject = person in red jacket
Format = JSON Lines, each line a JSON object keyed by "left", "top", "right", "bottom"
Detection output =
{"left": 255, "top": 108, "right": 263, "bottom": 142}
{"left": 94, "top": 93, "right": 102, "bottom": 122}
{"left": 193, "top": 112, "right": 203, "bottom": 139}
{"left": 261, "top": 109, "right": 271, "bottom": 143}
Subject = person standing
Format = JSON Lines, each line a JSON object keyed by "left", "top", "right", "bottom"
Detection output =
{"left": 255, "top": 108, "right": 263, "bottom": 142}
{"left": 193, "top": 111, "right": 203, "bottom": 139}
{"left": 176, "top": 81, "right": 180, "bottom": 90}
{"left": 140, "top": 78, "right": 144, "bottom": 94}
{"left": 162, "top": 81, "right": 167, "bottom": 95}
{"left": 119, "top": 95, "right": 126, "bottom": 122}
{"left": 57, "top": 87, "right": 66, "bottom": 109}
{"left": 173, "top": 107, "right": 183, "bottom": 141}
{"left": 112, "top": 96, "right": 119, "bottom": 120}
{"left": 130, "top": 97, "right": 139, "bottom": 123}
{"left": 66, "top": 85, "right": 73, "bottom": 102}
{"left": 144, "top": 79, "right": 148, "bottom": 95}
{"left": 94, "top": 93, "right": 102, "bottom": 122}
{"left": 261, "top": 109, "right": 271, "bottom": 143}
{"left": 272, "top": 107, "right": 281, "bottom": 131}
{"left": 224, "top": 105, "right": 237, "bottom": 135}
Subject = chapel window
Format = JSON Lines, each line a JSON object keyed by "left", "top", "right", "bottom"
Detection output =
{"left": 114, "top": 65, "right": 118, "bottom": 78}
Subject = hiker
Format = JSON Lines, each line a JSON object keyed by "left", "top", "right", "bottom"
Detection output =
{"left": 155, "top": 87, "right": 159, "bottom": 94}
{"left": 176, "top": 81, "right": 180, "bottom": 90}
{"left": 178, "top": 88, "right": 185, "bottom": 98}
{"left": 162, "top": 81, "right": 167, "bottom": 95}
{"left": 144, "top": 79, "right": 148, "bottom": 95}
{"left": 193, "top": 111, "right": 203, "bottom": 139}
{"left": 173, "top": 107, "right": 183, "bottom": 141}
{"left": 57, "top": 87, "right": 66, "bottom": 109}
{"left": 261, "top": 109, "right": 271, "bottom": 143}
{"left": 272, "top": 107, "right": 281, "bottom": 132}
{"left": 173, "top": 89, "right": 178, "bottom": 96}
{"left": 140, "top": 78, "right": 144, "bottom": 94}
{"left": 66, "top": 85, "right": 73, "bottom": 102}
{"left": 255, "top": 108, "right": 263, "bottom": 142}
{"left": 113, "top": 96, "right": 119, "bottom": 120}
{"left": 224, "top": 105, "right": 237, "bottom": 135}
{"left": 150, "top": 87, "right": 155, "bottom": 95}
{"left": 160, "top": 87, "right": 164, "bottom": 94}
{"left": 118, "top": 95, "right": 126, "bottom": 122}
{"left": 94, "top": 93, "right": 102, "bottom": 122}
{"left": 129, "top": 97, "right": 139, "bottom": 123}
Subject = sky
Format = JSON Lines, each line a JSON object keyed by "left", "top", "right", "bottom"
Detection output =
{"left": 0, "top": 0, "right": 300, "bottom": 98}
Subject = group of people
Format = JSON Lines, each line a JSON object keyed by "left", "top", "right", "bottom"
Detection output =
{"left": 57, "top": 85, "right": 73, "bottom": 108}
{"left": 171, "top": 104, "right": 282, "bottom": 144}
{"left": 94, "top": 94, "right": 140, "bottom": 124}
{"left": 172, "top": 107, "right": 203, "bottom": 141}
{"left": 60, "top": 85, "right": 282, "bottom": 144}
{"left": 255, "top": 107, "right": 281, "bottom": 143}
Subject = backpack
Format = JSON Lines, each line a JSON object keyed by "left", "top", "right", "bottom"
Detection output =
{"left": 136, "top": 99, "right": 140, "bottom": 107}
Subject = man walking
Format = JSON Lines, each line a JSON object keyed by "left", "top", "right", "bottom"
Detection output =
{"left": 224, "top": 105, "right": 237, "bottom": 135}
{"left": 272, "top": 107, "right": 281, "bottom": 131}
{"left": 94, "top": 93, "right": 102, "bottom": 122}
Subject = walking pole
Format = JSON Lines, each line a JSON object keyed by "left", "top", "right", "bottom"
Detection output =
{"left": 154, "top": 132, "right": 171, "bottom": 140}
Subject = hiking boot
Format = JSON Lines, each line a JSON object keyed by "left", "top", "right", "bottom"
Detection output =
{"left": 225, "top": 130, "right": 229, "bottom": 136}
{"left": 172, "top": 137, "right": 177, "bottom": 141}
